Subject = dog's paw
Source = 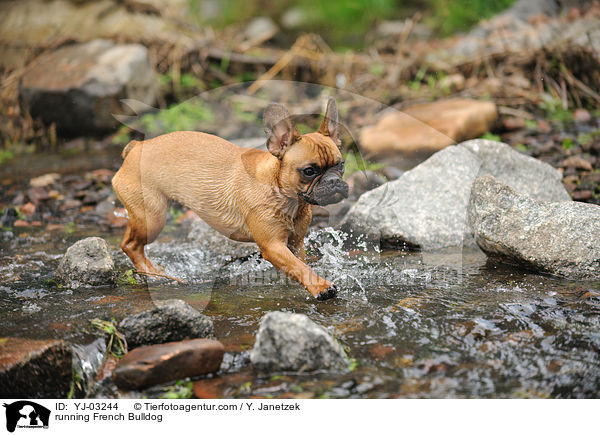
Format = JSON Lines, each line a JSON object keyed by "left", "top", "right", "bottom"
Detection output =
{"left": 316, "top": 285, "right": 338, "bottom": 301}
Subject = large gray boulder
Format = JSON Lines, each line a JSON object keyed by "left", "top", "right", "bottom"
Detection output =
{"left": 56, "top": 237, "right": 115, "bottom": 287}
{"left": 250, "top": 311, "right": 349, "bottom": 373}
{"left": 460, "top": 140, "right": 571, "bottom": 202}
{"left": 468, "top": 174, "right": 600, "bottom": 280}
{"left": 119, "top": 299, "right": 215, "bottom": 349}
{"left": 20, "top": 39, "right": 156, "bottom": 135}
{"left": 341, "top": 140, "right": 570, "bottom": 250}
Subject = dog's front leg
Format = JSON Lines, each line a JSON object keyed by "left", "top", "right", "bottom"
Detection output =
{"left": 259, "top": 239, "right": 337, "bottom": 300}
{"left": 247, "top": 214, "right": 336, "bottom": 300}
{"left": 287, "top": 203, "right": 312, "bottom": 261}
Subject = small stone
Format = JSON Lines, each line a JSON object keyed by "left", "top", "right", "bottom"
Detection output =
{"left": 112, "top": 339, "right": 224, "bottom": 390}
{"left": 502, "top": 117, "right": 526, "bottom": 130}
{"left": 0, "top": 338, "right": 72, "bottom": 398}
{"left": 359, "top": 99, "right": 497, "bottom": 158}
{"left": 572, "top": 190, "right": 593, "bottom": 201}
{"left": 559, "top": 156, "right": 593, "bottom": 171}
{"left": 30, "top": 173, "right": 60, "bottom": 188}
{"left": 537, "top": 120, "right": 552, "bottom": 133}
{"left": 19, "top": 202, "right": 36, "bottom": 217}
{"left": 573, "top": 108, "right": 592, "bottom": 123}
{"left": 250, "top": 311, "right": 349, "bottom": 373}
{"left": 56, "top": 237, "right": 115, "bottom": 288}
{"left": 119, "top": 299, "right": 215, "bottom": 349}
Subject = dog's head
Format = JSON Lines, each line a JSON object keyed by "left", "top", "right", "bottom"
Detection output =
{"left": 263, "top": 97, "right": 348, "bottom": 206}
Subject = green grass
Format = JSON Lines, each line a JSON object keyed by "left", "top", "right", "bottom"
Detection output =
{"left": 160, "top": 380, "right": 193, "bottom": 399}
{"left": 427, "top": 0, "right": 516, "bottom": 36}
{"left": 189, "top": 0, "right": 397, "bottom": 49}
{"left": 481, "top": 132, "right": 501, "bottom": 142}
{"left": 342, "top": 152, "right": 383, "bottom": 177}
{"left": 0, "top": 149, "right": 15, "bottom": 166}
{"left": 90, "top": 318, "right": 127, "bottom": 358}
{"left": 141, "top": 99, "right": 215, "bottom": 135}
{"left": 562, "top": 137, "right": 575, "bottom": 150}
{"left": 539, "top": 93, "right": 573, "bottom": 123}
{"left": 117, "top": 269, "right": 140, "bottom": 286}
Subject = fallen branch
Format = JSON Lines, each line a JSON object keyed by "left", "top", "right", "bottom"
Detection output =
{"left": 134, "top": 270, "right": 186, "bottom": 284}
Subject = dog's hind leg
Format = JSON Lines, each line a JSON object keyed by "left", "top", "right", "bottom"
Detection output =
{"left": 113, "top": 174, "right": 168, "bottom": 276}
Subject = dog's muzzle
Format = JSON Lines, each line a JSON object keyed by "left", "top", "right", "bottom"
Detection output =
{"left": 301, "top": 171, "right": 349, "bottom": 206}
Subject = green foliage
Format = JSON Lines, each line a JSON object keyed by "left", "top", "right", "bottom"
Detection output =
{"left": 524, "top": 119, "right": 538, "bottom": 130}
{"left": 117, "top": 268, "right": 140, "bottom": 286}
{"left": 577, "top": 130, "right": 600, "bottom": 146}
{"left": 0, "top": 149, "right": 14, "bottom": 166}
{"left": 514, "top": 143, "right": 530, "bottom": 153}
{"left": 159, "top": 72, "right": 205, "bottom": 99}
{"left": 160, "top": 380, "right": 193, "bottom": 399}
{"left": 189, "top": 0, "right": 397, "bottom": 48}
{"left": 67, "top": 369, "right": 83, "bottom": 399}
{"left": 369, "top": 63, "right": 385, "bottom": 77}
{"left": 113, "top": 126, "right": 131, "bottom": 146}
{"left": 141, "top": 100, "right": 215, "bottom": 135}
{"left": 342, "top": 152, "right": 383, "bottom": 177}
{"left": 427, "top": 0, "right": 516, "bottom": 36}
{"left": 539, "top": 93, "right": 573, "bottom": 123}
{"left": 561, "top": 137, "right": 575, "bottom": 150}
{"left": 90, "top": 318, "right": 127, "bottom": 358}
{"left": 64, "top": 222, "right": 76, "bottom": 235}
{"left": 348, "top": 358, "right": 359, "bottom": 372}
{"left": 232, "top": 102, "right": 259, "bottom": 123}
{"left": 481, "top": 132, "right": 501, "bottom": 142}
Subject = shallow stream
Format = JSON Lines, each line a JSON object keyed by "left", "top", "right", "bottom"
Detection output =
{"left": 1, "top": 220, "right": 599, "bottom": 398}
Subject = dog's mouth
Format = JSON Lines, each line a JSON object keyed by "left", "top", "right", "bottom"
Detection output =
{"left": 299, "top": 182, "right": 349, "bottom": 206}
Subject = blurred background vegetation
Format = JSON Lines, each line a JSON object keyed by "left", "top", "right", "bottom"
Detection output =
{"left": 188, "top": 0, "right": 516, "bottom": 48}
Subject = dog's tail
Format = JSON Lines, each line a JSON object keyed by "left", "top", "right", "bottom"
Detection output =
{"left": 121, "top": 140, "right": 140, "bottom": 159}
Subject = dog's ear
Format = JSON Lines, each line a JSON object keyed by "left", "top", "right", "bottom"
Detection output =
{"left": 263, "top": 103, "right": 301, "bottom": 159}
{"left": 317, "top": 97, "right": 341, "bottom": 147}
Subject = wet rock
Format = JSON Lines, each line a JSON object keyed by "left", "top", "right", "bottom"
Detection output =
{"left": 250, "top": 311, "right": 349, "bottom": 373}
{"left": 359, "top": 99, "right": 497, "bottom": 159}
{"left": 56, "top": 237, "right": 115, "bottom": 288}
{"left": 71, "top": 339, "right": 106, "bottom": 398}
{"left": 119, "top": 299, "right": 215, "bottom": 349}
{"left": 341, "top": 140, "right": 570, "bottom": 250}
{"left": 468, "top": 174, "right": 600, "bottom": 279}
{"left": 112, "top": 339, "right": 224, "bottom": 390}
{"left": 20, "top": 39, "right": 156, "bottom": 135}
{"left": 0, "top": 338, "right": 72, "bottom": 398}
{"left": 461, "top": 139, "right": 571, "bottom": 202}
{"left": 341, "top": 146, "right": 480, "bottom": 249}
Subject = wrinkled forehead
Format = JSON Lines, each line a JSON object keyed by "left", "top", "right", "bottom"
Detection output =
{"left": 287, "top": 133, "right": 342, "bottom": 166}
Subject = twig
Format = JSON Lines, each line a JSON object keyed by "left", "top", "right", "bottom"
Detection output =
{"left": 498, "top": 106, "right": 535, "bottom": 120}
{"left": 134, "top": 270, "right": 186, "bottom": 284}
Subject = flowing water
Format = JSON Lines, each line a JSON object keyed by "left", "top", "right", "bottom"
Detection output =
{"left": 1, "top": 220, "right": 599, "bottom": 398}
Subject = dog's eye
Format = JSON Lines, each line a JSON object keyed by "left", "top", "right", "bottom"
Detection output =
{"left": 302, "top": 167, "right": 317, "bottom": 178}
